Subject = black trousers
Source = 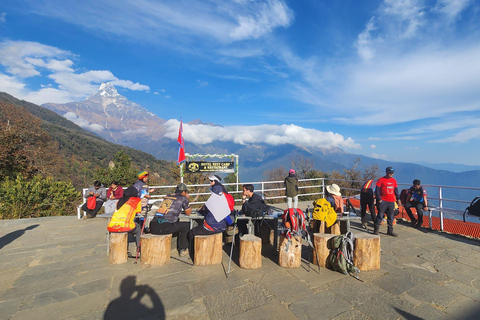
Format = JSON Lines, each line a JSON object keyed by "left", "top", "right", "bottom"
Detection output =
{"left": 150, "top": 221, "right": 190, "bottom": 250}
{"left": 360, "top": 192, "right": 376, "bottom": 223}
{"left": 405, "top": 201, "right": 425, "bottom": 224}
{"left": 81, "top": 201, "right": 103, "bottom": 217}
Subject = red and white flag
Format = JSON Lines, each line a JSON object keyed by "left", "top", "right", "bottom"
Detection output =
{"left": 177, "top": 119, "right": 186, "bottom": 164}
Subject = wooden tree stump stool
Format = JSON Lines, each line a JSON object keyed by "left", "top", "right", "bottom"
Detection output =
{"left": 326, "top": 221, "right": 341, "bottom": 235}
{"left": 109, "top": 232, "right": 128, "bottom": 264}
{"left": 312, "top": 233, "right": 336, "bottom": 267}
{"left": 278, "top": 235, "right": 302, "bottom": 268}
{"left": 239, "top": 234, "right": 262, "bottom": 269}
{"left": 141, "top": 234, "right": 172, "bottom": 267}
{"left": 194, "top": 232, "right": 223, "bottom": 266}
{"left": 353, "top": 233, "right": 381, "bottom": 271}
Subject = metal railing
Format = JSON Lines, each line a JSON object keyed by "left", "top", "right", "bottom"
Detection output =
{"left": 79, "top": 178, "right": 480, "bottom": 230}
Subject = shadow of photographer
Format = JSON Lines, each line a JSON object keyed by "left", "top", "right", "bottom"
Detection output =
{"left": 104, "top": 275, "right": 165, "bottom": 320}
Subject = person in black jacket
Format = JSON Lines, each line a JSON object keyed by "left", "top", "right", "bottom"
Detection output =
{"left": 241, "top": 184, "right": 269, "bottom": 217}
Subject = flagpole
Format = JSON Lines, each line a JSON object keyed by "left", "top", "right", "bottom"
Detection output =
{"left": 177, "top": 118, "right": 186, "bottom": 183}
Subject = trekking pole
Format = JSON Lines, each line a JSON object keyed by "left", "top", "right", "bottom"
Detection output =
{"left": 227, "top": 211, "right": 238, "bottom": 278}
{"left": 135, "top": 203, "right": 152, "bottom": 264}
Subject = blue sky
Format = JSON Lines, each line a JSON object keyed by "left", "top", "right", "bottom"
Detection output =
{"left": 1, "top": 0, "right": 480, "bottom": 166}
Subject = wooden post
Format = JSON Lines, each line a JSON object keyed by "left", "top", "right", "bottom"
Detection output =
{"left": 313, "top": 233, "right": 335, "bottom": 267}
{"left": 109, "top": 232, "right": 128, "bottom": 264}
{"left": 239, "top": 234, "right": 262, "bottom": 269}
{"left": 353, "top": 233, "right": 381, "bottom": 271}
{"left": 278, "top": 235, "right": 302, "bottom": 268}
{"left": 194, "top": 232, "right": 223, "bottom": 266}
{"left": 141, "top": 234, "right": 172, "bottom": 267}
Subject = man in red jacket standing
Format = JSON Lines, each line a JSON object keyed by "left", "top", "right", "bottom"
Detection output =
{"left": 374, "top": 167, "right": 401, "bottom": 237}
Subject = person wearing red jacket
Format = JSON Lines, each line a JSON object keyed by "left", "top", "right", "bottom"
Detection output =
{"left": 105, "top": 181, "right": 124, "bottom": 215}
{"left": 374, "top": 167, "right": 400, "bottom": 237}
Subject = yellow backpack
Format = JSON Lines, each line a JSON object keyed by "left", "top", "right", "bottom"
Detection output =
{"left": 312, "top": 198, "right": 337, "bottom": 227}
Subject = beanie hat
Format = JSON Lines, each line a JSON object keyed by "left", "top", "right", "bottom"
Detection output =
{"left": 289, "top": 169, "right": 295, "bottom": 174}
{"left": 138, "top": 171, "right": 149, "bottom": 179}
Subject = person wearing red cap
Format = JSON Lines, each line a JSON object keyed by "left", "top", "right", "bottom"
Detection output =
{"left": 284, "top": 169, "right": 299, "bottom": 210}
{"left": 374, "top": 166, "right": 400, "bottom": 237}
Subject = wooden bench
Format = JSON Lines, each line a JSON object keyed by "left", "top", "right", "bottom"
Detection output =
{"left": 141, "top": 234, "right": 172, "bottom": 267}
{"left": 239, "top": 234, "right": 262, "bottom": 269}
{"left": 194, "top": 232, "right": 223, "bottom": 266}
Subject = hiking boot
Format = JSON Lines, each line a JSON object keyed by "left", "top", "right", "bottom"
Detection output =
{"left": 410, "top": 219, "right": 417, "bottom": 227}
{"left": 179, "top": 249, "right": 189, "bottom": 258}
{"left": 415, "top": 221, "right": 423, "bottom": 228}
{"left": 373, "top": 228, "right": 379, "bottom": 235}
{"left": 387, "top": 231, "right": 398, "bottom": 237}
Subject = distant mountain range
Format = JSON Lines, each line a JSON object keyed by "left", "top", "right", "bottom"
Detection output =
{"left": 39, "top": 83, "right": 480, "bottom": 191}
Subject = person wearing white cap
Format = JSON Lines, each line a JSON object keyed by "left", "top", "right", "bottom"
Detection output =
{"left": 284, "top": 169, "right": 299, "bottom": 209}
{"left": 326, "top": 184, "right": 344, "bottom": 214}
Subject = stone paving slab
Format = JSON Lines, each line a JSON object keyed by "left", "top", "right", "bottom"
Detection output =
{"left": 1, "top": 207, "right": 480, "bottom": 320}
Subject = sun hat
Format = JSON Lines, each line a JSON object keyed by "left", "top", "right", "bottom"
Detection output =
{"left": 208, "top": 174, "right": 221, "bottom": 182}
{"left": 138, "top": 171, "right": 149, "bottom": 179}
{"left": 326, "top": 184, "right": 341, "bottom": 196}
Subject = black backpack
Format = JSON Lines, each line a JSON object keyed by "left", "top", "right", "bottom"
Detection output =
{"left": 464, "top": 196, "right": 480, "bottom": 222}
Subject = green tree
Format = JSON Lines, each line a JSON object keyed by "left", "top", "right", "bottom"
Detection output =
{"left": 94, "top": 151, "right": 137, "bottom": 187}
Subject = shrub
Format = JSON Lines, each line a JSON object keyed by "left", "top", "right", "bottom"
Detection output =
{"left": 0, "top": 175, "right": 80, "bottom": 219}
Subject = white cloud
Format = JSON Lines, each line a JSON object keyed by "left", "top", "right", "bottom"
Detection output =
{"left": 196, "top": 79, "right": 209, "bottom": 87}
{"left": 370, "top": 145, "right": 376, "bottom": 149}
{"left": 370, "top": 153, "right": 388, "bottom": 160}
{"left": 19, "top": 0, "right": 293, "bottom": 46}
{"left": 0, "top": 40, "right": 150, "bottom": 104}
{"left": 122, "top": 127, "right": 148, "bottom": 135}
{"left": 163, "top": 119, "right": 360, "bottom": 149}
{"left": 430, "top": 127, "right": 480, "bottom": 143}
{"left": 355, "top": 17, "right": 377, "bottom": 60}
{"left": 63, "top": 112, "right": 104, "bottom": 132}
{"left": 0, "top": 12, "right": 6, "bottom": 23}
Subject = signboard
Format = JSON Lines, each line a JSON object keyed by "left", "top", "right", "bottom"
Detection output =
{"left": 185, "top": 161, "right": 234, "bottom": 173}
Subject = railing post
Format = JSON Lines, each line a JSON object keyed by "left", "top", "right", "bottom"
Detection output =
{"left": 261, "top": 182, "right": 265, "bottom": 200}
{"left": 438, "top": 186, "right": 443, "bottom": 231}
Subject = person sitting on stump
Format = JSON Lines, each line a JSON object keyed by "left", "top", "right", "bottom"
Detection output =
{"left": 107, "top": 186, "right": 142, "bottom": 252}
{"left": 82, "top": 180, "right": 107, "bottom": 218}
{"left": 188, "top": 175, "right": 234, "bottom": 240}
{"left": 326, "top": 184, "right": 344, "bottom": 214}
{"left": 149, "top": 183, "right": 192, "bottom": 257}
{"left": 405, "top": 179, "right": 428, "bottom": 228}
{"left": 105, "top": 181, "right": 124, "bottom": 215}
{"left": 240, "top": 184, "right": 270, "bottom": 217}
{"left": 133, "top": 171, "right": 155, "bottom": 210}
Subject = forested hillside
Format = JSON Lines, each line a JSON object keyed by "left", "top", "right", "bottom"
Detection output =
{"left": 0, "top": 92, "right": 176, "bottom": 189}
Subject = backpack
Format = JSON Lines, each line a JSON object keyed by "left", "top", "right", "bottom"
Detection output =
{"left": 328, "top": 232, "right": 359, "bottom": 275}
{"left": 400, "top": 189, "right": 409, "bottom": 205}
{"left": 312, "top": 198, "right": 337, "bottom": 227}
{"left": 282, "top": 208, "right": 306, "bottom": 239}
{"left": 464, "top": 196, "right": 480, "bottom": 222}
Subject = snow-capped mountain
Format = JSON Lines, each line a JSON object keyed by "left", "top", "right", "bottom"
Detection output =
{"left": 42, "top": 83, "right": 166, "bottom": 144}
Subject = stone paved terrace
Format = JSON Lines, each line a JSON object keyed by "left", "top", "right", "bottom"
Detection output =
{"left": 1, "top": 201, "right": 480, "bottom": 320}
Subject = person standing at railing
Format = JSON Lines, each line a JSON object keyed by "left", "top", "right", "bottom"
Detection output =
{"left": 360, "top": 179, "right": 376, "bottom": 228}
{"left": 284, "top": 169, "right": 299, "bottom": 210}
{"left": 374, "top": 167, "right": 400, "bottom": 237}
{"left": 405, "top": 179, "right": 428, "bottom": 228}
